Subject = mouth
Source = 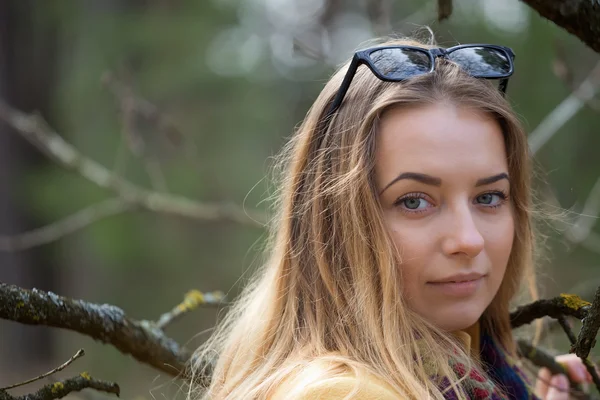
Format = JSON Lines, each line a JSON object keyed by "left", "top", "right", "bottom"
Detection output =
{"left": 428, "top": 273, "right": 486, "bottom": 284}
{"left": 426, "top": 274, "right": 487, "bottom": 297}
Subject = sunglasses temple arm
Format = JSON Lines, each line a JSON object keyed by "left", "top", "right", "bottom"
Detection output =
{"left": 499, "top": 78, "right": 509, "bottom": 95}
{"left": 326, "top": 56, "right": 361, "bottom": 118}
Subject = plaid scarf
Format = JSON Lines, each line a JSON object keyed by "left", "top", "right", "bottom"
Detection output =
{"left": 435, "top": 330, "right": 540, "bottom": 399}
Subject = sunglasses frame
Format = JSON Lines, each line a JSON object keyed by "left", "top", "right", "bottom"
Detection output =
{"left": 327, "top": 44, "right": 515, "bottom": 118}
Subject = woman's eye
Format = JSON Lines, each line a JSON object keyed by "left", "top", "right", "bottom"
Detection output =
{"left": 395, "top": 195, "right": 432, "bottom": 212}
{"left": 476, "top": 192, "right": 506, "bottom": 206}
{"left": 404, "top": 198, "right": 425, "bottom": 209}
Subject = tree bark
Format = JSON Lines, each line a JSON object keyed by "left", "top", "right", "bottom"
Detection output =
{"left": 520, "top": 0, "right": 600, "bottom": 53}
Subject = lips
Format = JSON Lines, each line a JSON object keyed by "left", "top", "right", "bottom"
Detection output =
{"left": 429, "top": 272, "right": 485, "bottom": 284}
{"left": 427, "top": 274, "right": 485, "bottom": 297}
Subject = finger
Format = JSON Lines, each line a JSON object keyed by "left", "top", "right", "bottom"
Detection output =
{"left": 535, "top": 367, "right": 551, "bottom": 399}
{"left": 545, "top": 374, "right": 569, "bottom": 400}
{"left": 555, "top": 354, "right": 589, "bottom": 383}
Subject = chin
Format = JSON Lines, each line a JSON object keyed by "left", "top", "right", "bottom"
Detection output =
{"left": 433, "top": 305, "right": 484, "bottom": 332}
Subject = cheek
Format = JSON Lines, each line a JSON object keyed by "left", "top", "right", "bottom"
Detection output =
{"left": 484, "top": 214, "right": 514, "bottom": 280}
{"left": 489, "top": 216, "right": 514, "bottom": 259}
{"left": 388, "top": 222, "right": 434, "bottom": 265}
{"left": 387, "top": 220, "right": 433, "bottom": 293}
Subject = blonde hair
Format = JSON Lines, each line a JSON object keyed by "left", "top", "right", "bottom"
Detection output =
{"left": 187, "top": 37, "right": 538, "bottom": 399}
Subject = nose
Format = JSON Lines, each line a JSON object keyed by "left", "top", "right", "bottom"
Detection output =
{"left": 441, "top": 205, "right": 485, "bottom": 259}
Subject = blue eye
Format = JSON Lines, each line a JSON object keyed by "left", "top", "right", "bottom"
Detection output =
{"left": 393, "top": 191, "right": 508, "bottom": 215}
{"left": 476, "top": 191, "right": 507, "bottom": 206}
{"left": 394, "top": 194, "right": 432, "bottom": 213}
{"left": 403, "top": 197, "right": 428, "bottom": 209}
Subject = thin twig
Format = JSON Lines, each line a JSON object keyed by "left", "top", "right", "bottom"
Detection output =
{"left": 551, "top": 41, "right": 600, "bottom": 111}
{"left": 0, "top": 198, "right": 132, "bottom": 252}
{"left": 581, "top": 232, "right": 600, "bottom": 256}
{"left": 0, "top": 100, "right": 266, "bottom": 228}
{"left": 155, "top": 290, "right": 227, "bottom": 330}
{"left": 144, "top": 158, "right": 168, "bottom": 192}
{"left": 582, "top": 357, "right": 600, "bottom": 396}
{"left": 0, "top": 349, "right": 85, "bottom": 390}
{"left": 558, "top": 315, "right": 578, "bottom": 344}
{"left": 0, "top": 374, "right": 120, "bottom": 400}
{"left": 565, "top": 176, "right": 600, "bottom": 244}
{"left": 292, "top": 38, "right": 326, "bottom": 62}
{"left": 529, "top": 61, "right": 600, "bottom": 154}
{"left": 103, "top": 71, "right": 203, "bottom": 170}
{"left": 108, "top": 73, "right": 170, "bottom": 192}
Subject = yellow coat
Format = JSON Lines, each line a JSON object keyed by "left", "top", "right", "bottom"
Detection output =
{"left": 269, "top": 324, "right": 480, "bottom": 400}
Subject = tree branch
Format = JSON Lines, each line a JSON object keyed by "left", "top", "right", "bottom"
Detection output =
{"left": 0, "top": 100, "right": 266, "bottom": 229}
{"left": 1, "top": 349, "right": 85, "bottom": 390}
{"left": 519, "top": 0, "right": 600, "bottom": 54}
{"left": 156, "top": 289, "right": 226, "bottom": 330}
{"left": 565, "top": 176, "right": 600, "bottom": 245}
{"left": 581, "top": 232, "right": 600, "bottom": 256}
{"left": 0, "top": 198, "right": 132, "bottom": 252}
{"left": 556, "top": 315, "right": 600, "bottom": 397}
{"left": 528, "top": 61, "right": 600, "bottom": 154}
{"left": 0, "top": 283, "right": 191, "bottom": 377}
{"left": 557, "top": 315, "right": 578, "bottom": 344}
{"left": 574, "top": 286, "right": 600, "bottom": 359}
{"left": 512, "top": 291, "right": 600, "bottom": 394}
{"left": 510, "top": 293, "right": 591, "bottom": 328}
{"left": 0, "top": 374, "right": 120, "bottom": 400}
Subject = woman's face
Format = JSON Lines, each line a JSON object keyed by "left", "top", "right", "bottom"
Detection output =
{"left": 375, "top": 103, "right": 514, "bottom": 332}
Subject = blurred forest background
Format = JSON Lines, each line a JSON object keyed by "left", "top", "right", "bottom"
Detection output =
{"left": 0, "top": 0, "right": 599, "bottom": 399}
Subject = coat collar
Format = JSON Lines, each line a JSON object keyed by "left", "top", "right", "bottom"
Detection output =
{"left": 452, "top": 320, "right": 481, "bottom": 361}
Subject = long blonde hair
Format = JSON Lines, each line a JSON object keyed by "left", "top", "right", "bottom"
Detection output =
{"left": 188, "top": 37, "right": 538, "bottom": 399}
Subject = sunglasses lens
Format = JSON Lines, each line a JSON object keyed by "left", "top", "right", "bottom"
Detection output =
{"left": 448, "top": 47, "right": 511, "bottom": 77}
{"left": 369, "top": 48, "right": 431, "bottom": 79}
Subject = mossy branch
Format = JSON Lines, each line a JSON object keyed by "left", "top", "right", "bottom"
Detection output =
{"left": 0, "top": 282, "right": 193, "bottom": 377}
{"left": 511, "top": 291, "right": 600, "bottom": 394}
{"left": 156, "top": 289, "right": 226, "bottom": 330}
{"left": 574, "top": 286, "right": 600, "bottom": 359}
{"left": 0, "top": 349, "right": 119, "bottom": 400}
{"left": 510, "top": 293, "right": 591, "bottom": 328}
{"left": 0, "top": 374, "right": 120, "bottom": 400}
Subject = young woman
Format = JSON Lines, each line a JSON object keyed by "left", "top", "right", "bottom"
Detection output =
{"left": 188, "top": 37, "right": 592, "bottom": 399}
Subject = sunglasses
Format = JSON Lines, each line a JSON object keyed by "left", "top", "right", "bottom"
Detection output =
{"left": 327, "top": 44, "right": 515, "bottom": 118}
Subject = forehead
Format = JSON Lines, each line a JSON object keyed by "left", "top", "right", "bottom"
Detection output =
{"left": 375, "top": 104, "right": 508, "bottom": 187}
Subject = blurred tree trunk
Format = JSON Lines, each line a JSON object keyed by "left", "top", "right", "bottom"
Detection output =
{"left": 0, "top": 0, "right": 59, "bottom": 379}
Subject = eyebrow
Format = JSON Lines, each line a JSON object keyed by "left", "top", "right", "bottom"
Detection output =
{"left": 379, "top": 172, "right": 510, "bottom": 195}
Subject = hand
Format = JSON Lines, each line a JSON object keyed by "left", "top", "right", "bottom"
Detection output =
{"left": 534, "top": 354, "right": 593, "bottom": 399}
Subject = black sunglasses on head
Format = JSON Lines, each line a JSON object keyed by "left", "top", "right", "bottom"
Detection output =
{"left": 327, "top": 44, "right": 515, "bottom": 118}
